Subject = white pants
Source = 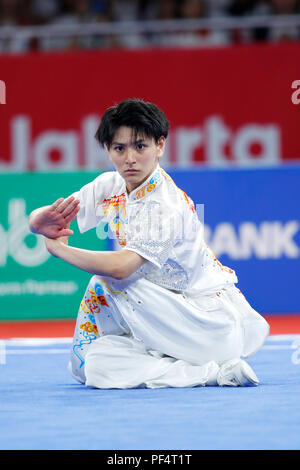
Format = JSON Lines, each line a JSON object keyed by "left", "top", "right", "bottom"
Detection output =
{"left": 69, "top": 274, "right": 269, "bottom": 389}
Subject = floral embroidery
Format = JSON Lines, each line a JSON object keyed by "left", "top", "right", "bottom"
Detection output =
{"left": 135, "top": 168, "right": 162, "bottom": 200}
{"left": 80, "top": 321, "right": 98, "bottom": 335}
{"left": 80, "top": 283, "right": 109, "bottom": 316}
{"left": 100, "top": 192, "right": 127, "bottom": 246}
{"left": 102, "top": 193, "right": 126, "bottom": 212}
{"left": 73, "top": 283, "right": 115, "bottom": 369}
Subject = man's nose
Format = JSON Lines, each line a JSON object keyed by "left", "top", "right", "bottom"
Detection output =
{"left": 125, "top": 147, "right": 137, "bottom": 164}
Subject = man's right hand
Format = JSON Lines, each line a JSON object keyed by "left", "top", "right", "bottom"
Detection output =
{"left": 28, "top": 196, "right": 80, "bottom": 239}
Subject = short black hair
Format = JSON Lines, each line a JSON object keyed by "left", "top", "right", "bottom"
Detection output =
{"left": 95, "top": 98, "right": 170, "bottom": 148}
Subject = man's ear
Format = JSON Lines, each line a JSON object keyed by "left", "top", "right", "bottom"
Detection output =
{"left": 157, "top": 136, "right": 166, "bottom": 158}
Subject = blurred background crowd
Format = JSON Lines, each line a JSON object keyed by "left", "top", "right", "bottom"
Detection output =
{"left": 0, "top": 0, "right": 300, "bottom": 52}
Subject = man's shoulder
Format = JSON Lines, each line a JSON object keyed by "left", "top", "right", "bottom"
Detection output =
{"left": 90, "top": 170, "right": 125, "bottom": 196}
{"left": 93, "top": 170, "right": 122, "bottom": 185}
{"left": 158, "top": 168, "right": 194, "bottom": 209}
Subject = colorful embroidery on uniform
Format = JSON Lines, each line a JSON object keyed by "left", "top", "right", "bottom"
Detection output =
{"left": 95, "top": 283, "right": 104, "bottom": 295}
{"left": 161, "top": 169, "right": 195, "bottom": 213}
{"left": 209, "top": 247, "right": 234, "bottom": 274}
{"left": 135, "top": 169, "right": 162, "bottom": 200}
{"left": 80, "top": 285, "right": 110, "bottom": 316}
{"left": 74, "top": 283, "right": 111, "bottom": 369}
{"left": 88, "top": 313, "right": 96, "bottom": 323}
{"left": 73, "top": 330, "right": 98, "bottom": 369}
{"left": 80, "top": 321, "right": 98, "bottom": 335}
{"left": 100, "top": 193, "right": 127, "bottom": 246}
{"left": 99, "top": 279, "right": 128, "bottom": 300}
{"left": 179, "top": 189, "right": 195, "bottom": 213}
{"left": 89, "top": 288, "right": 109, "bottom": 307}
{"left": 80, "top": 299, "right": 90, "bottom": 314}
{"left": 102, "top": 193, "right": 126, "bottom": 212}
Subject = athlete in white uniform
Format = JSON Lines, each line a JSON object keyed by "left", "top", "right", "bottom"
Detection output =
{"left": 29, "top": 99, "right": 269, "bottom": 389}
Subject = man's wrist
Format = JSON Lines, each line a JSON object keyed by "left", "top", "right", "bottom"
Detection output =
{"left": 45, "top": 237, "right": 64, "bottom": 257}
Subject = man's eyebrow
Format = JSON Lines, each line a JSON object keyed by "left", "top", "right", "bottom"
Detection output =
{"left": 111, "top": 139, "right": 146, "bottom": 146}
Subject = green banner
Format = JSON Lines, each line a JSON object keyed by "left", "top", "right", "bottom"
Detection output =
{"left": 0, "top": 172, "right": 108, "bottom": 321}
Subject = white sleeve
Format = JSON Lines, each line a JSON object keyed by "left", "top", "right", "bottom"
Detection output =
{"left": 125, "top": 201, "right": 182, "bottom": 268}
{"left": 71, "top": 172, "right": 116, "bottom": 233}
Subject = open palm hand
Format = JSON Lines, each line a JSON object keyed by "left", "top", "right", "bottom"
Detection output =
{"left": 32, "top": 197, "right": 80, "bottom": 239}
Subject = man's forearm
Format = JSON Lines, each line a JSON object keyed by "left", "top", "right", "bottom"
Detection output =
{"left": 47, "top": 241, "right": 124, "bottom": 279}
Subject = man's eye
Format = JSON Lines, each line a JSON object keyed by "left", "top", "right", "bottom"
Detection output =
{"left": 114, "top": 146, "right": 124, "bottom": 152}
{"left": 136, "top": 143, "right": 145, "bottom": 150}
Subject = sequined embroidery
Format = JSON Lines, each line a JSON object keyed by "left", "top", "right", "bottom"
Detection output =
{"left": 137, "top": 258, "right": 189, "bottom": 291}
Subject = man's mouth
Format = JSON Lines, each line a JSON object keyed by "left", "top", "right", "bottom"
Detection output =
{"left": 125, "top": 169, "right": 139, "bottom": 173}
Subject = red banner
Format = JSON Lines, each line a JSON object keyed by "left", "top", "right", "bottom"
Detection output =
{"left": 0, "top": 42, "right": 300, "bottom": 170}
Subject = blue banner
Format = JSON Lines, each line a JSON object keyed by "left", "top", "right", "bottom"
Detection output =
{"left": 168, "top": 166, "right": 300, "bottom": 314}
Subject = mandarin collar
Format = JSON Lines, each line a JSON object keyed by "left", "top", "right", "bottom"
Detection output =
{"left": 125, "top": 163, "right": 163, "bottom": 202}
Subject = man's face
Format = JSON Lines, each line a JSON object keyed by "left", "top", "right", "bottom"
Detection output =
{"left": 106, "top": 126, "right": 166, "bottom": 194}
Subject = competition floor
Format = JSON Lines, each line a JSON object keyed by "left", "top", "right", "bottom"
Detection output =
{"left": 1, "top": 316, "right": 300, "bottom": 450}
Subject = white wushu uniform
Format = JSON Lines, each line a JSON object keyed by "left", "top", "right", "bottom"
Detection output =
{"left": 69, "top": 163, "right": 269, "bottom": 389}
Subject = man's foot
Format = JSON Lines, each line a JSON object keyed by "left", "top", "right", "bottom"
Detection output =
{"left": 217, "top": 358, "right": 259, "bottom": 387}
{"left": 205, "top": 361, "right": 220, "bottom": 386}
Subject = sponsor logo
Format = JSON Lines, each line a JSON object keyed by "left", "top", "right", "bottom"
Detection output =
{"left": 0, "top": 115, "right": 281, "bottom": 170}
{"left": 0, "top": 199, "right": 50, "bottom": 267}
{"left": 205, "top": 221, "right": 300, "bottom": 260}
